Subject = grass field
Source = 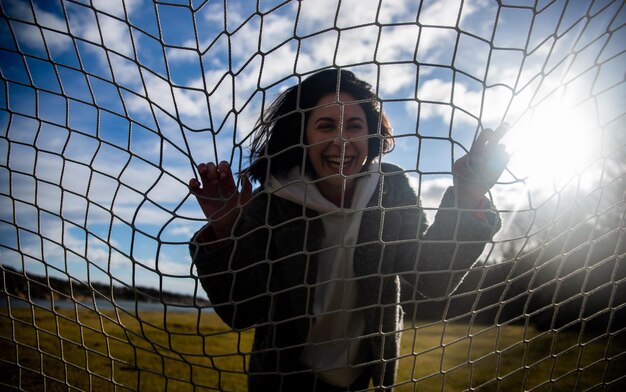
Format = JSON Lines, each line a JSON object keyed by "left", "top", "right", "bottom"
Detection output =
{"left": 1, "top": 301, "right": 624, "bottom": 391}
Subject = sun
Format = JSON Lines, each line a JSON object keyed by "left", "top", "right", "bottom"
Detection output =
{"left": 504, "top": 94, "right": 598, "bottom": 189}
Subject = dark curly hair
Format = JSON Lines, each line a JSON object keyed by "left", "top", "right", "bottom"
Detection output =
{"left": 246, "top": 69, "right": 394, "bottom": 183}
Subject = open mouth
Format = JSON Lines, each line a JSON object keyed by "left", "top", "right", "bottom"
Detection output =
{"left": 324, "top": 155, "right": 354, "bottom": 171}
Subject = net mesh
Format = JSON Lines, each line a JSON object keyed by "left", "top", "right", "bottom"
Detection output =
{"left": 1, "top": 0, "right": 624, "bottom": 390}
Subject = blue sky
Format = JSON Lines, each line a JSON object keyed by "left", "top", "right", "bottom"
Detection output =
{"left": 0, "top": 0, "right": 624, "bottom": 296}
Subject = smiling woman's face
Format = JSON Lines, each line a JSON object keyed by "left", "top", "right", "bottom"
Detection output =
{"left": 305, "top": 92, "right": 369, "bottom": 204}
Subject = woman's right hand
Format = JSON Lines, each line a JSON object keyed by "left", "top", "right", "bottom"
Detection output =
{"left": 189, "top": 161, "right": 252, "bottom": 239}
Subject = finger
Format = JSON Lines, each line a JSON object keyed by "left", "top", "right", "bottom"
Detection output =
{"left": 189, "top": 177, "right": 216, "bottom": 205}
{"left": 206, "top": 162, "right": 219, "bottom": 182}
{"left": 471, "top": 128, "right": 493, "bottom": 152}
{"left": 198, "top": 162, "right": 220, "bottom": 197}
{"left": 475, "top": 145, "right": 509, "bottom": 172}
{"left": 217, "top": 161, "right": 231, "bottom": 179}
{"left": 198, "top": 162, "right": 216, "bottom": 183}
{"left": 217, "top": 161, "right": 237, "bottom": 198}
{"left": 494, "top": 144, "right": 510, "bottom": 167}
{"left": 479, "top": 146, "right": 509, "bottom": 185}
{"left": 188, "top": 178, "right": 201, "bottom": 192}
{"left": 489, "top": 123, "right": 510, "bottom": 146}
{"left": 239, "top": 174, "right": 253, "bottom": 205}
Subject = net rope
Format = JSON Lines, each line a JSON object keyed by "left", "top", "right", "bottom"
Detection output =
{"left": 0, "top": 0, "right": 624, "bottom": 390}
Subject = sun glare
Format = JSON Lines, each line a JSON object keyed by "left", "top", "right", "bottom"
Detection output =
{"left": 504, "top": 95, "right": 597, "bottom": 189}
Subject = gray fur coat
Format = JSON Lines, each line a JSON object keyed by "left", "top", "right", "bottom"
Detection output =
{"left": 189, "top": 162, "right": 501, "bottom": 391}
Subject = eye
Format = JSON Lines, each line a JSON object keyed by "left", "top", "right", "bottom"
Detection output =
{"left": 346, "top": 121, "right": 365, "bottom": 132}
{"left": 316, "top": 121, "right": 335, "bottom": 131}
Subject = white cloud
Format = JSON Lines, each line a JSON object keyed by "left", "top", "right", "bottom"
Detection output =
{"left": 66, "top": 4, "right": 102, "bottom": 44}
{"left": 260, "top": 10, "right": 298, "bottom": 52}
{"left": 229, "top": 15, "right": 263, "bottom": 64}
{"left": 52, "top": 0, "right": 496, "bottom": 134}
{"left": 376, "top": 25, "right": 420, "bottom": 63}
{"left": 336, "top": 0, "right": 380, "bottom": 28}
{"left": 335, "top": 26, "right": 380, "bottom": 66}
{"left": 32, "top": 3, "right": 68, "bottom": 32}
{"left": 418, "top": 79, "right": 452, "bottom": 104}
{"left": 419, "top": 0, "right": 466, "bottom": 27}
{"left": 30, "top": 0, "right": 521, "bottom": 231}
{"left": 201, "top": 2, "right": 226, "bottom": 24}
{"left": 414, "top": 176, "right": 452, "bottom": 222}
{"left": 9, "top": 0, "right": 497, "bottom": 131}
{"left": 6, "top": 0, "right": 618, "bottom": 297}
{"left": 173, "top": 86, "right": 210, "bottom": 118}
{"left": 98, "top": 13, "right": 135, "bottom": 57}
{"left": 136, "top": 255, "right": 191, "bottom": 276}
{"left": 296, "top": 0, "right": 340, "bottom": 36}
{"left": 166, "top": 224, "right": 197, "bottom": 238}
{"left": 3, "top": 0, "right": 68, "bottom": 50}
{"left": 11, "top": 17, "right": 60, "bottom": 53}
{"left": 415, "top": 78, "right": 516, "bottom": 126}
{"left": 166, "top": 44, "right": 200, "bottom": 63}
{"left": 4, "top": 140, "right": 192, "bottom": 233}
{"left": 40, "top": 28, "right": 75, "bottom": 54}
{"left": 146, "top": 171, "right": 190, "bottom": 205}
{"left": 378, "top": 0, "right": 415, "bottom": 24}
{"left": 486, "top": 49, "right": 525, "bottom": 88}
{"left": 91, "top": 0, "right": 143, "bottom": 18}
{"left": 454, "top": 33, "right": 491, "bottom": 80}
{"left": 9, "top": 209, "right": 194, "bottom": 291}
{"left": 109, "top": 52, "right": 145, "bottom": 92}
{"left": 295, "top": 30, "right": 339, "bottom": 74}
{"left": 2, "top": 0, "right": 157, "bottom": 132}
{"left": 139, "top": 72, "right": 175, "bottom": 112}
{"left": 379, "top": 63, "right": 417, "bottom": 97}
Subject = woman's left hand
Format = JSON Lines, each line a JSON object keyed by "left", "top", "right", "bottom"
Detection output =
{"left": 453, "top": 124, "right": 510, "bottom": 208}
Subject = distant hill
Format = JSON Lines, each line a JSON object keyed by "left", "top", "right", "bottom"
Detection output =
{"left": 0, "top": 265, "right": 210, "bottom": 308}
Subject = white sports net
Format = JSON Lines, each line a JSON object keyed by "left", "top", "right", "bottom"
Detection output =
{"left": 0, "top": 0, "right": 624, "bottom": 390}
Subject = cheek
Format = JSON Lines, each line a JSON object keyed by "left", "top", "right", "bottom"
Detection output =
{"left": 305, "top": 127, "right": 325, "bottom": 146}
{"left": 306, "top": 143, "right": 323, "bottom": 162}
{"left": 353, "top": 136, "right": 369, "bottom": 157}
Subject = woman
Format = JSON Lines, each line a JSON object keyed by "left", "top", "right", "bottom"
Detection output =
{"left": 189, "top": 69, "right": 508, "bottom": 391}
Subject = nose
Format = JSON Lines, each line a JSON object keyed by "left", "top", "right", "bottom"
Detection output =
{"left": 331, "top": 129, "right": 349, "bottom": 146}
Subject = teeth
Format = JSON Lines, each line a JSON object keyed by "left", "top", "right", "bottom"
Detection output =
{"left": 326, "top": 156, "right": 352, "bottom": 165}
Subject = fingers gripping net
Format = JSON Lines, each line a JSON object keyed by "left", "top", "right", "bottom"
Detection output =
{"left": 0, "top": 0, "right": 624, "bottom": 390}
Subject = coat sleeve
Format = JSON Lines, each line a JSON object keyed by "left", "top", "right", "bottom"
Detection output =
{"left": 381, "top": 164, "right": 501, "bottom": 299}
{"left": 189, "top": 191, "right": 272, "bottom": 330}
{"left": 411, "top": 186, "right": 501, "bottom": 298}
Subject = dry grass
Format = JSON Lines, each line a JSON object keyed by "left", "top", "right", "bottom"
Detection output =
{"left": 1, "top": 302, "right": 624, "bottom": 391}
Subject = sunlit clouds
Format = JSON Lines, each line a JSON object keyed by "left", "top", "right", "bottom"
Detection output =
{"left": 1, "top": 0, "right": 623, "bottom": 294}
{"left": 506, "top": 92, "right": 600, "bottom": 189}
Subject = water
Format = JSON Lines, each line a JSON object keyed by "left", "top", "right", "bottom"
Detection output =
{"left": 1, "top": 296, "right": 213, "bottom": 314}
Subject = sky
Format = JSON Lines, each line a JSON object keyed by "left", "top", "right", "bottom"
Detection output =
{"left": 0, "top": 0, "right": 624, "bottom": 297}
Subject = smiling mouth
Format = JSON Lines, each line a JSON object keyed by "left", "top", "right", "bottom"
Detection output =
{"left": 324, "top": 155, "right": 354, "bottom": 170}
